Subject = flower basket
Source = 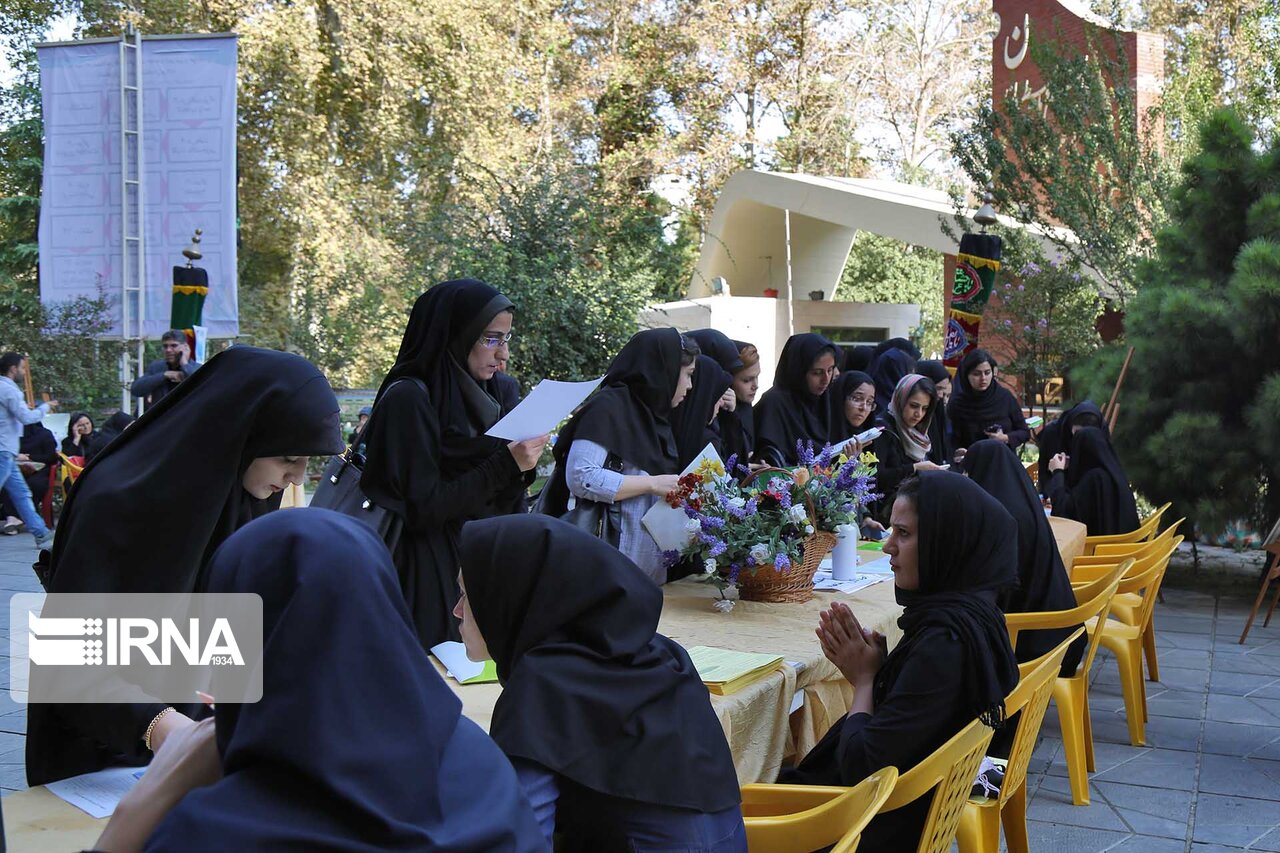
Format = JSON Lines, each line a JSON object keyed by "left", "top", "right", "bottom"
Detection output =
{"left": 666, "top": 447, "right": 880, "bottom": 611}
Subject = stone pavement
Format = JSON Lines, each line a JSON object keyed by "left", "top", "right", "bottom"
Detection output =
{"left": 1, "top": 532, "right": 1279, "bottom": 851}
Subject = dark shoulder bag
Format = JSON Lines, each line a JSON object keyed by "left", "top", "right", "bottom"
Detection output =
{"left": 310, "top": 378, "right": 427, "bottom": 550}
{"left": 553, "top": 452, "right": 625, "bottom": 548}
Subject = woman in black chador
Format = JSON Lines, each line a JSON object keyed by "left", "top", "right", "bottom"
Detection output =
{"left": 1047, "top": 426, "right": 1140, "bottom": 536}
{"left": 457, "top": 514, "right": 746, "bottom": 852}
{"left": 753, "top": 333, "right": 839, "bottom": 467}
{"left": 780, "top": 473, "right": 1019, "bottom": 850}
{"left": 965, "top": 439, "right": 1085, "bottom": 676}
{"left": 26, "top": 346, "right": 344, "bottom": 786}
{"left": 947, "top": 348, "right": 1030, "bottom": 453}
{"left": 361, "top": 279, "right": 546, "bottom": 649}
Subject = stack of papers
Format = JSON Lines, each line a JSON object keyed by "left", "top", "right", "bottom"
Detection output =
{"left": 812, "top": 570, "right": 891, "bottom": 594}
{"left": 686, "top": 645, "right": 784, "bottom": 695}
{"left": 431, "top": 641, "right": 498, "bottom": 684}
{"left": 47, "top": 766, "right": 146, "bottom": 818}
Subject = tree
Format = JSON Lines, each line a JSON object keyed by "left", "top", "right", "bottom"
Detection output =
{"left": 1070, "top": 109, "right": 1280, "bottom": 535}
{"left": 951, "top": 32, "right": 1176, "bottom": 303}
{"left": 979, "top": 245, "right": 1101, "bottom": 409}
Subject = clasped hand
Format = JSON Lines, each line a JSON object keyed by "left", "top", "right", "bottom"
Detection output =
{"left": 816, "top": 601, "right": 886, "bottom": 689}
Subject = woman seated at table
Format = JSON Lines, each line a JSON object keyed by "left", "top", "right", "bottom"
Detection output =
{"left": 947, "top": 349, "right": 1030, "bottom": 454}
{"left": 456, "top": 514, "right": 747, "bottom": 853}
{"left": 915, "top": 359, "right": 955, "bottom": 466}
{"left": 753, "top": 333, "right": 839, "bottom": 467}
{"left": 1046, "top": 426, "right": 1140, "bottom": 535}
{"left": 537, "top": 328, "right": 694, "bottom": 584}
{"left": 829, "top": 369, "right": 876, "bottom": 447}
{"left": 869, "top": 374, "right": 946, "bottom": 525}
{"left": 779, "top": 473, "right": 1019, "bottom": 850}
{"left": 62, "top": 411, "right": 96, "bottom": 458}
{"left": 93, "top": 509, "right": 544, "bottom": 852}
{"left": 963, "top": 439, "right": 1084, "bottom": 675}
{"left": 1036, "top": 400, "right": 1108, "bottom": 495}
{"left": 671, "top": 353, "right": 733, "bottom": 469}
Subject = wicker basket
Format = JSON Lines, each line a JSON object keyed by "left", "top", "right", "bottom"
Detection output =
{"left": 734, "top": 468, "right": 837, "bottom": 604}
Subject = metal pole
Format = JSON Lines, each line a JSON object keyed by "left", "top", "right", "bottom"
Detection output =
{"left": 784, "top": 208, "right": 795, "bottom": 336}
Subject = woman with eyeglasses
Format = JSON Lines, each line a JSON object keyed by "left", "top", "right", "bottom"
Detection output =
{"left": 360, "top": 280, "right": 548, "bottom": 649}
{"left": 830, "top": 369, "right": 877, "bottom": 447}
{"left": 753, "top": 333, "right": 840, "bottom": 467}
{"left": 946, "top": 348, "right": 1030, "bottom": 456}
{"left": 537, "top": 328, "right": 697, "bottom": 584}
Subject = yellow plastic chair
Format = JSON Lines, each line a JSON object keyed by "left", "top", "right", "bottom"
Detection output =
{"left": 741, "top": 767, "right": 899, "bottom": 853}
{"left": 1003, "top": 561, "right": 1127, "bottom": 805}
{"left": 875, "top": 714, "right": 996, "bottom": 853}
{"left": 1081, "top": 502, "right": 1170, "bottom": 555}
{"left": 1092, "top": 521, "right": 1185, "bottom": 681}
{"left": 957, "top": 629, "right": 1083, "bottom": 853}
{"left": 1077, "top": 539, "right": 1181, "bottom": 746}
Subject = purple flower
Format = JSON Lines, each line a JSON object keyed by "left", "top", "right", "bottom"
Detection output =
{"left": 661, "top": 550, "right": 681, "bottom": 568}
{"left": 774, "top": 553, "right": 791, "bottom": 571}
{"left": 1017, "top": 284, "right": 1025, "bottom": 292}
{"left": 745, "top": 498, "right": 758, "bottom": 515}
{"left": 1037, "top": 318, "right": 1048, "bottom": 329}
{"left": 684, "top": 507, "right": 700, "bottom": 519}
{"left": 709, "top": 539, "right": 728, "bottom": 557}
{"left": 1004, "top": 319, "right": 1013, "bottom": 327}
{"left": 725, "top": 453, "right": 738, "bottom": 471}
{"left": 776, "top": 488, "right": 793, "bottom": 510}
{"left": 817, "top": 443, "right": 835, "bottom": 468}
{"left": 796, "top": 441, "right": 816, "bottom": 467}
{"left": 700, "top": 516, "right": 726, "bottom": 530}
{"left": 728, "top": 564, "right": 741, "bottom": 582}
{"left": 1023, "top": 325, "right": 1032, "bottom": 332}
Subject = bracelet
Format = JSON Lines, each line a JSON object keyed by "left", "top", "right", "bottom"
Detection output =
{"left": 143, "top": 707, "right": 175, "bottom": 753}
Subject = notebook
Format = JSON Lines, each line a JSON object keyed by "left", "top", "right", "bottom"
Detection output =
{"left": 431, "top": 641, "right": 499, "bottom": 684}
{"left": 686, "top": 645, "right": 785, "bottom": 695}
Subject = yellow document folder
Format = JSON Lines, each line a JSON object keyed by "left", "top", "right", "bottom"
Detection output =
{"left": 686, "top": 645, "right": 785, "bottom": 695}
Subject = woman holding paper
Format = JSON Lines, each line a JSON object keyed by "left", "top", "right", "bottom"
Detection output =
{"left": 456, "top": 514, "right": 746, "bottom": 852}
{"left": 537, "top": 328, "right": 696, "bottom": 584}
{"left": 869, "top": 374, "right": 946, "bottom": 525}
{"left": 1046, "top": 426, "right": 1140, "bottom": 535}
{"left": 829, "top": 369, "right": 878, "bottom": 449}
{"left": 780, "top": 473, "right": 1019, "bottom": 850}
{"left": 361, "top": 280, "right": 547, "bottom": 649}
{"left": 94, "top": 509, "right": 545, "bottom": 852}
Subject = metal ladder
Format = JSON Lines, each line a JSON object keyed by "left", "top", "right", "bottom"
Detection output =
{"left": 118, "top": 25, "right": 146, "bottom": 413}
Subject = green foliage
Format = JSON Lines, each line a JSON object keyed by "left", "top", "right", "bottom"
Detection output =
{"left": 951, "top": 29, "right": 1176, "bottom": 302}
{"left": 417, "top": 163, "right": 694, "bottom": 387}
{"left": 982, "top": 245, "right": 1102, "bottom": 408}
{"left": 1072, "top": 109, "right": 1280, "bottom": 533}
{"left": 834, "top": 232, "right": 943, "bottom": 355}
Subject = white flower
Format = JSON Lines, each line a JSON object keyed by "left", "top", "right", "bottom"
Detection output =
{"left": 789, "top": 504, "right": 808, "bottom": 523}
{"left": 727, "top": 496, "right": 747, "bottom": 509}
{"left": 684, "top": 518, "right": 702, "bottom": 534}
{"left": 713, "top": 598, "right": 737, "bottom": 613}
{"left": 749, "top": 543, "right": 771, "bottom": 565}
{"left": 805, "top": 525, "right": 815, "bottom": 535}
{"left": 704, "top": 558, "right": 717, "bottom": 574}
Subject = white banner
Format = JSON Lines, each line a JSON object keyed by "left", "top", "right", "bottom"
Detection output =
{"left": 37, "top": 35, "right": 239, "bottom": 338}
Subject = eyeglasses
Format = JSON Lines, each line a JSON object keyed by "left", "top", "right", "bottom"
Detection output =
{"left": 478, "top": 331, "right": 514, "bottom": 349}
{"left": 847, "top": 395, "right": 875, "bottom": 409}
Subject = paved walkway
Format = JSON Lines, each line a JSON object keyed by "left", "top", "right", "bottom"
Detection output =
{"left": 1, "top": 534, "right": 1278, "bottom": 851}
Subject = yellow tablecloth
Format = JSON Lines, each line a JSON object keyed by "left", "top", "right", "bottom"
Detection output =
{"left": 5, "top": 522, "right": 1088, "bottom": 847}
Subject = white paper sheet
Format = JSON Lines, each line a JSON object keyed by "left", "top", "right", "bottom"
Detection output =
{"left": 812, "top": 570, "right": 891, "bottom": 594}
{"left": 430, "top": 641, "right": 486, "bottom": 682}
{"left": 642, "top": 443, "right": 723, "bottom": 553}
{"left": 484, "top": 377, "right": 602, "bottom": 441}
{"left": 46, "top": 765, "right": 147, "bottom": 818}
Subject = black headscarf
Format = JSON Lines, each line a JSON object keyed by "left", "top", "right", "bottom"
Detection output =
{"left": 460, "top": 514, "right": 741, "bottom": 814}
{"left": 828, "top": 370, "right": 876, "bottom": 444}
{"left": 1037, "top": 401, "right": 1109, "bottom": 493}
{"left": 947, "top": 348, "right": 1014, "bottom": 429}
{"left": 540, "top": 328, "right": 683, "bottom": 516}
{"left": 868, "top": 347, "right": 916, "bottom": 415}
{"left": 62, "top": 412, "right": 95, "bottom": 456}
{"left": 84, "top": 411, "right": 134, "bottom": 462}
{"left": 883, "top": 472, "right": 1019, "bottom": 728}
{"left": 842, "top": 344, "right": 875, "bottom": 373}
{"left": 915, "top": 360, "right": 954, "bottom": 465}
{"left": 48, "top": 346, "right": 343, "bottom": 595}
{"left": 873, "top": 337, "right": 921, "bottom": 361}
{"left": 1055, "top": 427, "right": 1140, "bottom": 535}
{"left": 963, "top": 440, "right": 1081, "bottom": 658}
{"left": 753, "top": 333, "right": 838, "bottom": 466}
{"left": 372, "top": 279, "right": 515, "bottom": 478}
{"left": 148, "top": 509, "right": 543, "bottom": 852}
{"left": 670, "top": 354, "right": 732, "bottom": 469}
{"left": 686, "top": 329, "right": 744, "bottom": 373}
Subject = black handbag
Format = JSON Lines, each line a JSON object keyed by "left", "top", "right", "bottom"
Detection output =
{"left": 310, "top": 378, "right": 426, "bottom": 549}
{"left": 552, "top": 452, "right": 624, "bottom": 548}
